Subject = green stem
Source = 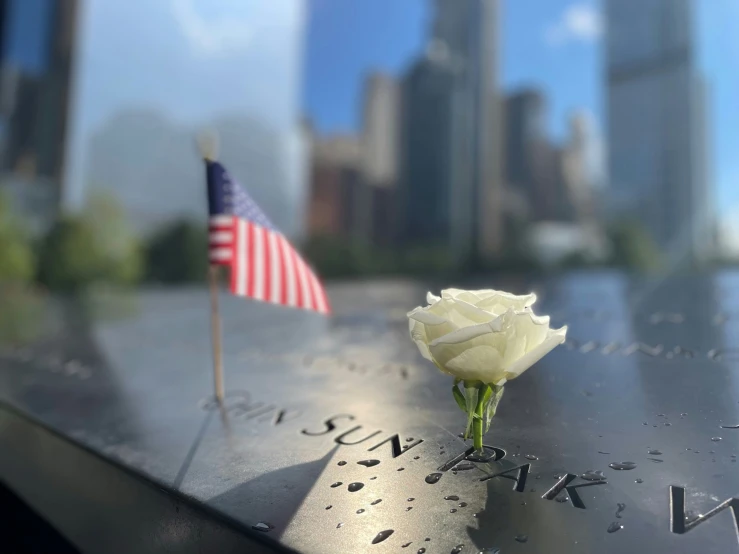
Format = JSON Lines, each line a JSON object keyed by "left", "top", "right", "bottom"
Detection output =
{"left": 473, "top": 384, "right": 486, "bottom": 451}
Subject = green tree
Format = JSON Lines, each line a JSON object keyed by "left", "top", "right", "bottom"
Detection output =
{"left": 82, "top": 191, "right": 142, "bottom": 285}
{"left": 144, "top": 219, "right": 208, "bottom": 283}
{"left": 0, "top": 194, "right": 35, "bottom": 283}
{"left": 607, "top": 220, "right": 663, "bottom": 272}
{"left": 37, "top": 191, "right": 142, "bottom": 291}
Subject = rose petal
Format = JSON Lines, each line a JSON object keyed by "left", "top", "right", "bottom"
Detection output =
{"left": 503, "top": 325, "right": 568, "bottom": 380}
{"left": 407, "top": 306, "right": 447, "bottom": 325}
{"left": 426, "top": 291, "right": 441, "bottom": 304}
{"left": 408, "top": 318, "right": 433, "bottom": 361}
{"left": 475, "top": 291, "right": 537, "bottom": 312}
{"left": 500, "top": 309, "right": 551, "bottom": 367}
{"left": 442, "top": 345, "right": 505, "bottom": 383}
{"left": 428, "top": 318, "right": 505, "bottom": 347}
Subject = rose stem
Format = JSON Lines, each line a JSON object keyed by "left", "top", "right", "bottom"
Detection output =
{"left": 473, "top": 385, "right": 485, "bottom": 451}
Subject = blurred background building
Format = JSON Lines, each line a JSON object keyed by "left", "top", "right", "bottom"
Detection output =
{"left": 606, "top": 0, "right": 713, "bottom": 265}
{"left": 0, "top": 0, "right": 736, "bottom": 295}
{"left": 0, "top": 0, "right": 79, "bottom": 232}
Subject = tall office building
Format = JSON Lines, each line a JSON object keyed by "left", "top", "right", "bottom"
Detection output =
{"left": 606, "top": 0, "right": 712, "bottom": 262}
{"left": 361, "top": 72, "right": 400, "bottom": 188}
{"left": 399, "top": 0, "right": 501, "bottom": 261}
{"left": 398, "top": 43, "right": 460, "bottom": 247}
{"left": 0, "top": 0, "right": 79, "bottom": 228}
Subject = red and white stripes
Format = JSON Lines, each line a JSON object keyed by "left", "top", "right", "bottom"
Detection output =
{"left": 208, "top": 215, "right": 330, "bottom": 314}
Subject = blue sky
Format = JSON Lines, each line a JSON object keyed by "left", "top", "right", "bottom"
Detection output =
{"left": 302, "top": 0, "right": 739, "bottom": 219}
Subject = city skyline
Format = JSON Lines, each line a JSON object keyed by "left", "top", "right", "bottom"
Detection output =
{"left": 303, "top": 0, "right": 739, "bottom": 227}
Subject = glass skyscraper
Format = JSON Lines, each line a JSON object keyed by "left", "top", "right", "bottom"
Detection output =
{"left": 606, "top": 0, "right": 712, "bottom": 262}
{"left": 0, "top": 0, "right": 78, "bottom": 228}
{"left": 399, "top": 0, "right": 501, "bottom": 262}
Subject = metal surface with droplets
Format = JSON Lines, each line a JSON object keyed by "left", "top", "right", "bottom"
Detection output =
{"left": 1, "top": 274, "right": 739, "bottom": 552}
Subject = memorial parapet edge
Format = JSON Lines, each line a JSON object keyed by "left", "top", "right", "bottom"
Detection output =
{"left": 1, "top": 273, "right": 739, "bottom": 553}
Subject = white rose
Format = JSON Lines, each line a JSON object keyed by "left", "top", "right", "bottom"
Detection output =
{"left": 407, "top": 288, "right": 567, "bottom": 386}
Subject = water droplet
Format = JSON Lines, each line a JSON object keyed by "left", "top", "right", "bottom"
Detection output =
{"left": 454, "top": 462, "right": 475, "bottom": 471}
{"left": 252, "top": 522, "right": 275, "bottom": 533}
{"left": 450, "top": 508, "right": 457, "bottom": 513}
{"left": 331, "top": 482, "right": 343, "bottom": 488}
{"left": 402, "top": 542, "right": 412, "bottom": 548}
{"left": 440, "top": 445, "right": 445, "bottom": 449}
{"left": 397, "top": 467, "right": 405, "bottom": 471}
{"left": 370, "top": 476, "right": 377, "bottom": 480}
{"left": 685, "top": 510, "right": 701, "bottom": 523}
{"left": 358, "top": 459, "right": 380, "bottom": 467}
{"left": 556, "top": 496, "right": 569, "bottom": 503}
{"left": 664, "top": 422, "right": 672, "bottom": 426}
{"left": 648, "top": 458, "right": 664, "bottom": 463}
{"left": 406, "top": 437, "right": 414, "bottom": 442}
{"left": 371, "top": 529, "right": 394, "bottom": 544}
{"left": 653, "top": 425, "right": 658, "bottom": 428}
{"left": 459, "top": 502, "right": 468, "bottom": 507}
{"left": 681, "top": 413, "right": 688, "bottom": 417}
{"left": 406, "top": 506, "right": 413, "bottom": 511}
{"left": 348, "top": 482, "right": 365, "bottom": 492}
{"left": 642, "top": 422, "right": 648, "bottom": 426}
{"left": 607, "top": 522, "right": 623, "bottom": 533}
{"left": 598, "top": 451, "right": 611, "bottom": 455}
{"left": 515, "top": 534, "right": 528, "bottom": 543}
{"left": 425, "top": 472, "right": 443, "bottom": 484}
{"left": 710, "top": 450, "right": 716, "bottom": 454}
{"left": 524, "top": 454, "right": 538, "bottom": 460}
{"left": 712, "top": 437, "right": 723, "bottom": 442}
{"left": 616, "top": 503, "right": 626, "bottom": 518}
{"left": 425, "top": 538, "right": 431, "bottom": 541}
{"left": 451, "top": 545, "right": 465, "bottom": 554}
{"left": 478, "top": 549, "right": 501, "bottom": 554}
{"left": 695, "top": 450, "right": 701, "bottom": 453}
{"left": 414, "top": 456, "right": 420, "bottom": 460}
{"left": 336, "top": 523, "right": 344, "bottom": 529}
{"left": 657, "top": 413, "right": 665, "bottom": 417}
{"left": 635, "top": 478, "right": 644, "bottom": 483}
{"left": 371, "top": 499, "right": 382, "bottom": 505}
{"left": 648, "top": 449, "right": 663, "bottom": 455}
{"left": 530, "top": 488, "right": 536, "bottom": 492}
{"left": 473, "top": 512, "right": 481, "bottom": 518}
{"left": 356, "top": 508, "right": 365, "bottom": 514}
{"left": 337, "top": 461, "right": 347, "bottom": 466}
{"left": 444, "top": 495, "right": 460, "bottom": 501}
{"left": 325, "top": 505, "right": 332, "bottom": 510}
{"left": 407, "top": 497, "right": 415, "bottom": 502}
{"left": 581, "top": 470, "right": 606, "bottom": 481}
{"left": 609, "top": 461, "right": 637, "bottom": 471}
{"left": 535, "top": 475, "right": 541, "bottom": 480}
{"left": 417, "top": 549, "right": 426, "bottom": 554}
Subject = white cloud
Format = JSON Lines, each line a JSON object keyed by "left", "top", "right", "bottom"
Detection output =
{"left": 170, "top": 0, "right": 301, "bottom": 57}
{"left": 545, "top": 3, "right": 602, "bottom": 47}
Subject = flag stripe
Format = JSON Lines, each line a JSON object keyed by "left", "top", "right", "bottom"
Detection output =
{"left": 268, "top": 232, "right": 281, "bottom": 304}
{"left": 237, "top": 219, "right": 247, "bottom": 295}
{"left": 298, "top": 256, "right": 316, "bottom": 311}
{"left": 262, "top": 227, "right": 272, "bottom": 302}
{"left": 209, "top": 231, "right": 232, "bottom": 244}
{"left": 280, "top": 235, "right": 298, "bottom": 307}
{"left": 246, "top": 222, "right": 256, "bottom": 297}
{"left": 253, "top": 225, "right": 265, "bottom": 300}
{"left": 308, "top": 267, "right": 328, "bottom": 314}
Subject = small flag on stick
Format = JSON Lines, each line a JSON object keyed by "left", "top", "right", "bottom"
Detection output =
{"left": 198, "top": 133, "right": 331, "bottom": 402}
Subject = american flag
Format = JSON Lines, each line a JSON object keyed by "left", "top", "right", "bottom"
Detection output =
{"left": 206, "top": 160, "right": 330, "bottom": 314}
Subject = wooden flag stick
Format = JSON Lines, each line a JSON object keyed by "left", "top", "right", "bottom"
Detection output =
{"left": 209, "top": 265, "right": 225, "bottom": 403}
{"left": 198, "top": 129, "right": 225, "bottom": 403}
